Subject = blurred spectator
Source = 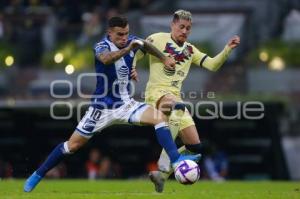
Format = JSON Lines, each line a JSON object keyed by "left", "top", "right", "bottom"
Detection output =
{"left": 50, "top": 0, "right": 68, "bottom": 22}
{"left": 46, "top": 162, "right": 67, "bottom": 178}
{"left": 106, "top": 8, "right": 119, "bottom": 22}
{"left": 118, "top": 0, "right": 151, "bottom": 13}
{"left": 27, "top": 0, "right": 41, "bottom": 12}
{"left": 15, "top": 17, "right": 42, "bottom": 67}
{"left": 42, "top": 10, "right": 57, "bottom": 52}
{"left": 85, "top": 148, "right": 121, "bottom": 179}
{"left": 98, "top": 157, "right": 116, "bottom": 179}
{"left": 145, "top": 146, "right": 161, "bottom": 173}
{"left": 117, "top": 0, "right": 153, "bottom": 35}
{"left": 77, "top": 9, "right": 103, "bottom": 47}
{"left": 146, "top": 160, "right": 158, "bottom": 172}
{"left": 203, "top": 144, "right": 228, "bottom": 181}
{"left": 0, "top": 158, "right": 13, "bottom": 178}
{"left": 0, "top": 13, "right": 4, "bottom": 39}
{"left": 85, "top": 148, "right": 102, "bottom": 180}
{"left": 36, "top": 154, "right": 67, "bottom": 178}
{"left": 4, "top": 0, "right": 25, "bottom": 15}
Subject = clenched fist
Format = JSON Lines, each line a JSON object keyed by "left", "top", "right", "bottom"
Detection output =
{"left": 227, "top": 35, "right": 240, "bottom": 49}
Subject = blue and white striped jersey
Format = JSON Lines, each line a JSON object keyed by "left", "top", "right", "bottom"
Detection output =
{"left": 91, "top": 35, "right": 140, "bottom": 109}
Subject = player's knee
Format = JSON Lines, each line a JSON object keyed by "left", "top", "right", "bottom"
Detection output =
{"left": 155, "top": 110, "right": 168, "bottom": 124}
{"left": 185, "top": 143, "right": 204, "bottom": 154}
{"left": 172, "top": 102, "right": 186, "bottom": 112}
{"left": 157, "top": 96, "right": 176, "bottom": 115}
{"left": 67, "top": 140, "right": 83, "bottom": 153}
{"left": 162, "top": 95, "right": 176, "bottom": 103}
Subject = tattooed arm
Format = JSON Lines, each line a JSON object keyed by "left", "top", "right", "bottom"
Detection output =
{"left": 142, "top": 40, "right": 176, "bottom": 70}
{"left": 98, "top": 48, "right": 131, "bottom": 65}
{"left": 98, "top": 40, "right": 142, "bottom": 65}
{"left": 142, "top": 40, "right": 166, "bottom": 61}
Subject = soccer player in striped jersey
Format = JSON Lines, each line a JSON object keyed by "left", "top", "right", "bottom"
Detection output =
{"left": 133, "top": 10, "right": 240, "bottom": 192}
{"left": 24, "top": 16, "right": 200, "bottom": 192}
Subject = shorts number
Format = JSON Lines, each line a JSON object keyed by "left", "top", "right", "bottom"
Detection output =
{"left": 91, "top": 107, "right": 102, "bottom": 121}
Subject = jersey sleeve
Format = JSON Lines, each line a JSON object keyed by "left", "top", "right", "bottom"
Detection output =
{"left": 132, "top": 49, "right": 145, "bottom": 68}
{"left": 201, "top": 45, "right": 232, "bottom": 72}
{"left": 192, "top": 45, "right": 208, "bottom": 67}
{"left": 132, "top": 33, "right": 160, "bottom": 67}
{"left": 146, "top": 34, "right": 159, "bottom": 47}
{"left": 129, "top": 34, "right": 147, "bottom": 54}
{"left": 93, "top": 41, "right": 110, "bottom": 58}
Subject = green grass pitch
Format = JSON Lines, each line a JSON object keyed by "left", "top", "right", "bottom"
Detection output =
{"left": 1, "top": 179, "right": 299, "bottom": 199}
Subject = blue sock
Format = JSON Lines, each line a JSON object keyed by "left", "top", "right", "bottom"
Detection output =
{"left": 154, "top": 122, "right": 180, "bottom": 163}
{"left": 36, "top": 142, "right": 69, "bottom": 177}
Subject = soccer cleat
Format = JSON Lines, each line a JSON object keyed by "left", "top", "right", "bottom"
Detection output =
{"left": 149, "top": 171, "right": 165, "bottom": 193}
{"left": 24, "top": 171, "right": 43, "bottom": 192}
{"left": 172, "top": 154, "right": 201, "bottom": 169}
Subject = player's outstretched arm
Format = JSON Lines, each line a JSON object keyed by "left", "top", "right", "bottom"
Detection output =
{"left": 142, "top": 40, "right": 176, "bottom": 70}
{"left": 202, "top": 35, "right": 240, "bottom": 72}
{"left": 227, "top": 35, "right": 240, "bottom": 49}
{"left": 98, "top": 40, "right": 143, "bottom": 65}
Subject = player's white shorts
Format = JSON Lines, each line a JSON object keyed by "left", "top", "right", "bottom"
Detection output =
{"left": 76, "top": 99, "right": 149, "bottom": 138}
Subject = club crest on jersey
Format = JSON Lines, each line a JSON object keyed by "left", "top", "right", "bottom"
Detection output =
{"left": 164, "top": 43, "right": 193, "bottom": 65}
{"left": 177, "top": 70, "right": 185, "bottom": 77}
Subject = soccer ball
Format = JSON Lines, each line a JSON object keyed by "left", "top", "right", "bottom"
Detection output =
{"left": 174, "top": 160, "right": 200, "bottom": 185}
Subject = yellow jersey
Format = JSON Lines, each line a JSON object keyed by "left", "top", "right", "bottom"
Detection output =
{"left": 148, "top": 32, "right": 207, "bottom": 93}
{"left": 133, "top": 32, "right": 232, "bottom": 105}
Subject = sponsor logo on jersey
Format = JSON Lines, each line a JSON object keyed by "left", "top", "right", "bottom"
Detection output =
{"left": 146, "top": 37, "right": 154, "bottom": 43}
{"left": 164, "top": 43, "right": 193, "bottom": 65}
{"left": 82, "top": 119, "right": 96, "bottom": 132}
{"left": 163, "top": 67, "right": 176, "bottom": 76}
{"left": 177, "top": 70, "right": 185, "bottom": 77}
{"left": 118, "top": 65, "right": 129, "bottom": 78}
{"left": 171, "top": 80, "right": 180, "bottom": 88}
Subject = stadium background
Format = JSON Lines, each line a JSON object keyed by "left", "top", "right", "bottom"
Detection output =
{"left": 0, "top": 0, "right": 299, "bottom": 182}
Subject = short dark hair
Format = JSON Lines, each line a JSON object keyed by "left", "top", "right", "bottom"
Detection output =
{"left": 108, "top": 16, "right": 128, "bottom": 28}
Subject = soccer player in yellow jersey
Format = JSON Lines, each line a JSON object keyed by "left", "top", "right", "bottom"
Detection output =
{"left": 133, "top": 10, "right": 240, "bottom": 192}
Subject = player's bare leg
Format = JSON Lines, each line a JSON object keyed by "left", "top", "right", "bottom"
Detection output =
{"left": 149, "top": 94, "right": 180, "bottom": 192}
{"left": 24, "top": 131, "right": 89, "bottom": 192}
{"left": 149, "top": 94, "right": 202, "bottom": 192}
{"left": 67, "top": 132, "right": 90, "bottom": 152}
{"left": 151, "top": 126, "right": 202, "bottom": 192}
{"left": 179, "top": 125, "right": 200, "bottom": 144}
{"left": 139, "top": 106, "right": 200, "bottom": 164}
{"left": 139, "top": 106, "right": 167, "bottom": 125}
{"left": 140, "top": 107, "right": 199, "bottom": 192}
